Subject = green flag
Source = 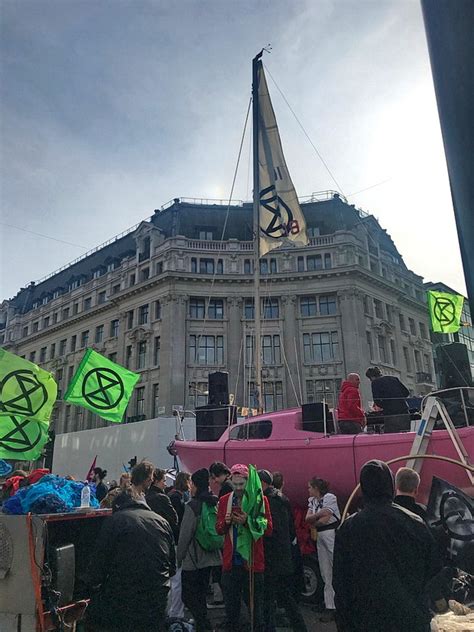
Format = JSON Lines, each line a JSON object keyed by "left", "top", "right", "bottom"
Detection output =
{"left": 237, "top": 464, "right": 268, "bottom": 562}
{"left": 427, "top": 290, "right": 464, "bottom": 333}
{"left": 64, "top": 349, "right": 140, "bottom": 423}
{"left": 0, "top": 348, "right": 57, "bottom": 423}
{"left": 0, "top": 413, "right": 49, "bottom": 460}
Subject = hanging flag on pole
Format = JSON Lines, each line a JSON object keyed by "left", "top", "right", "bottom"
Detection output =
{"left": 85, "top": 455, "right": 98, "bottom": 482}
{"left": 237, "top": 464, "right": 268, "bottom": 562}
{"left": 64, "top": 349, "right": 140, "bottom": 423}
{"left": 427, "top": 290, "right": 464, "bottom": 333}
{"left": 256, "top": 63, "right": 308, "bottom": 257}
{"left": 0, "top": 348, "right": 57, "bottom": 423}
{"left": 0, "top": 413, "right": 49, "bottom": 461}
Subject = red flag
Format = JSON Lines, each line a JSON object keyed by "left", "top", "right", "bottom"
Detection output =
{"left": 85, "top": 455, "right": 97, "bottom": 482}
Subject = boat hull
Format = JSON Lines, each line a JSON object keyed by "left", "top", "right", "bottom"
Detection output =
{"left": 174, "top": 427, "right": 474, "bottom": 507}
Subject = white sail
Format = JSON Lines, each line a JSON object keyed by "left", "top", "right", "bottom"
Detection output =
{"left": 257, "top": 63, "right": 308, "bottom": 257}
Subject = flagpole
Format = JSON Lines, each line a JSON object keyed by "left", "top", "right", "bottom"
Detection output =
{"left": 252, "top": 50, "right": 263, "bottom": 413}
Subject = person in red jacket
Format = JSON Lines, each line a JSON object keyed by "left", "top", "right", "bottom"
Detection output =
{"left": 216, "top": 464, "right": 272, "bottom": 632}
{"left": 337, "top": 373, "right": 366, "bottom": 434}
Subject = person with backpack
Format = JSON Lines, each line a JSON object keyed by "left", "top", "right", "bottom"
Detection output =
{"left": 177, "top": 468, "right": 222, "bottom": 632}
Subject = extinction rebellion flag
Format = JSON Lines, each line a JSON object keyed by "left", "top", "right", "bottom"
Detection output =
{"left": 256, "top": 62, "right": 308, "bottom": 257}
{"left": 237, "top": 464, "right": 268, "bottom": 562}
{"left": 0, "top": 348, "right": 57, "bottom": 460}
{"left": 427, "top": 290, "right": 464, "bottom": 333}
{"left": 64, "top": 349, "right": 140, "bottom": 423}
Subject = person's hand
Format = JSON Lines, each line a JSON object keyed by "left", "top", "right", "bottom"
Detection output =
{"left": 225, "top": 512, "right": 232, "bottom": 525}
{"left": 232, "top": 511, "right": 248, "bottom": 525}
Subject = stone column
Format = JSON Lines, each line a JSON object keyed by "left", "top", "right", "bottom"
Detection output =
{"left": 160, "top": 294, "right": 188, "bottom": 414}
{"left": 281, "top": 295, "right": 300, "bottom": 408}
{"left": 227, "top": 297, "right": 244, "bottom": 404}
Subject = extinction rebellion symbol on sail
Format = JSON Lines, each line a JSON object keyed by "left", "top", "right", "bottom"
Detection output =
{"left": 259, "top": 185, "right": 302, "bottom": 240}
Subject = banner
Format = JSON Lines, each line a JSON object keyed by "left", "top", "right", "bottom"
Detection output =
{"left": 0, "top": 348, "right": 57, "bottom": 424}
{"left": 0, "top": 413, "right": 49, "bottom": 461}
{"left": 64, "top": 349, "right": 140, "bottom": 423}
{"left": 237, "top": 464, "right": 268, "bottom": 562}
{"left": 257, "top": 63, "right": 308, "bottom": 257}
{"left": 427, "top": 290, "right": 464, "bottom": 333}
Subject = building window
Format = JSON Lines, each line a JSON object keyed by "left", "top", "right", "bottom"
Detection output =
{"left": 190, "top": 298, "right": 205, "bottom": 319}
{"left": 262, "top": 297, "right": 279, "bottom": 319}
{"left": 139, "top": 304, "right": 149, "bottom": 325}
{"left": 152, "top": 384, "right": 160, "bottom": 417}
{"left": 42, "top": 296, "right": 49, "bottom": 305}
{"left": 419, "top": 322, "right": 428, "bottom": 340}
{"left": 262, "top": 381, "right": 283, "bottom": 412}
{"left": 306, "top": 379, "right": 341, "bottom": 409}
{"left": 23, "top": 326, "right": 29, "bottom": 337}
{"left": 378, "top": 335, "right": 388, "bottom": 363}
{"left": 98, "top": 291, "right": 106, "bottom": 305}
{"left": 56, "top": 367, "right": 63, "bottom": 382}
{"left": 217, "top": 259, "right": 223, "bottom": 274}
{"left": 32, "top": 321, "right": 39, "bottom": 333}
{"left": 423, "top": 354, "right": 432, "bottom": 375}
{"left": 108, "top": 352, "right": 117, "bottom": 363}
{"left": 208, "top": 299, "right": 224, "bottom": 320}
{"left": 93, "top": 269, "right": 102, "bottom": 279}
{"left": 374, "top": 299, "right": 384, "bottom": 319}
{"left": 76, "top": 407, "right": 84, "bottom": 429}
{"left": 307, "top": 255, "right": 322, "bottom": 271}
{"left": 409, "top": 318, "right": 417, "bottom": 335}
{"left": 130, "top": 274, "right": 136, "bottom": 287}
{"left": 301, "top": 296, "right": 317, "bottom": 317}
{"left": 200, "top": 259, "right": 214, "bottom": 274}
{"left": 137, "top": 341, "right": 147, "bottom": 369}
{"left": 81, "top": 331, "right": 89, "bottom": 348}
{"left": 53, "top": 312, "right": 58, "bottom": 324}
{"left": 43, "top": 316, "right": 50, "bottom": 328}
{"left": 324, "top": 253, "right": 332, "bottom": 269}
{"left": 70, "top": 335, "right": 77, "bottom": 352}
{"left": 59, "top": 339, "right": 67, "bottom": 356}
{"left": 127, "top": 310, "right": 134, "bottom": 329}
{"left": 189, "top": 335, "right": 224, "bottom": 365}
{"left": 319, "top": 295, "right": 337, "bottom": 316}
{"left": 62, "top": 307, "right": 70, "bottom": 320}
{"left": 112, "top": 284, "right": 121, "bottom": 295}
{"left": 303, "top": 332, "right": 339, "bottom": 363}
{"left": 386, "top": 304, "right": 394, "bottom": 324}
{"left": 244, "top": 259, "right": 253, "bottom": 274}
{"left": 390, "top": 339, "right": 397, "bottom": 365}
{"left": 73, "top": 302, "right": 79, "bottom": 315}
{"left": 84, "top": 297, "right": 92, "bottom": 310}
{"left": 188, "top": 381, "right": 208, "bottom": 408}
{"left": 363, "top": 296, "right": 371, "bottom": 315}
{"left": 67, "top": 365, "right": 74, "bottom": 382}
{"left": 107, "top": 261, "right": 117, "bottom": 272}
{"left": 262, "top": 335, "right": 281, "bottom": 365}
{"left": 95, "top": 325, "right": 104, "bottom": 344}
{"left": 135, "top": 387, "right": 145, "bottom": 417}
{"left": 65, "top": 406, "right": 71, "bottom": 433}
{"left": 110, "top": 319, "right": 119, "bottom": 338}
{"left": 125, "top": 345, "right": 132, "bottom": 368}
{"left": 50, "top": 343, "right": 56, "bottom": 359}
{"left": 260, "top": 259, "right": 277, "bottom": 275}
{"left": 403, "top": 347, "right": 412, "bottom": 373}
{"left": 366, "top": 331, "right": 374, "bottom": 359}
{"left": 414, "top": 349, "right": 422, "bottom": 372}
{"left": 154, "top": 300, "right": 161, "bottom": 319}
{"left": 307, "top": 226, "right": 320, "bottom": 237}
{"left": 29, "top": 351, "right": 36, "bottom": 363}
{"left": 399, "top": 313, "right": 406, "bottom": 331}
{"left": 191, "top": 257, "right": 197, "bottom": 273}
{"left": 244, "top": 298, "right": 254, "bottom": 319}
{"left": 153, "top": 337, "right": 161, "bottom": 366}
{"left": 297, "top": 256, "right": 305, "bottom": 272}
{"left": 140, "top": 268, "right": 149, "bottom": 282}
{"left": 40, "top": 347, "right": 47, "bottom": 363}
{"left": 199, "top": 229, "right": 213, "bottom": 240}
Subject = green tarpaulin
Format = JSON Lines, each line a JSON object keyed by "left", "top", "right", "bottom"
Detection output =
{"left": 64, "top": 349, "right": 140, "bottom": 423}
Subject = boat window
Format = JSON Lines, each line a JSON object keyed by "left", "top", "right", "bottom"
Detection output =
{"left": 229, "top": 419, "right": 273, "bottom": 440}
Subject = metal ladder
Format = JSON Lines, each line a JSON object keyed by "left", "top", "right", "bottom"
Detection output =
{"left": 406, "top": 395, "right": 474, "bottom": 485}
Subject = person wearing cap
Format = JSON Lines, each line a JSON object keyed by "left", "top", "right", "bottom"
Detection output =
{"left": 177, "top": 468, "right": 221, "bottom": 632}
{"left": 216, "top": 464, "right": 273, "bottom": 632}
{"left": 258, "top": 470, "right": 308, "bottom": 632}
{"left": 333, "top": 460, "right": 440, "bottom": 632}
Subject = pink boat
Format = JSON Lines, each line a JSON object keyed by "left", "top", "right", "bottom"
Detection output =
{"left": 173, "top": 406, "right": 474, "bottom": 508}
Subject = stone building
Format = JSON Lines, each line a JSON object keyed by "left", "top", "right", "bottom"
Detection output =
{"left": 0, "top": 192, "right": 435, "bottom": 434}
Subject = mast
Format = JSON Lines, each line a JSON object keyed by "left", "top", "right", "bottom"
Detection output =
{"left": 252, "top": 50, "right": 263, "bottom": 412}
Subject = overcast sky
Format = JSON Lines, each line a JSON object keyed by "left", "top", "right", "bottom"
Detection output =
{"left": 0, "top": 0, "right": 466, "bottom": 301}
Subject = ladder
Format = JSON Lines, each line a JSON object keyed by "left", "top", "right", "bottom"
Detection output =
{"left": 406, "top": 395, "right": 474, "bottom": 485}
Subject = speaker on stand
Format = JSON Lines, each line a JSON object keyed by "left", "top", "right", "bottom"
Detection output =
{"left": 208, "top": 371, "right": 230, "bottom": 406}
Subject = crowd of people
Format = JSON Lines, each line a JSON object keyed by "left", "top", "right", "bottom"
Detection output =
{"left": 80, "top": 455, "right": 449, "bottom": 632}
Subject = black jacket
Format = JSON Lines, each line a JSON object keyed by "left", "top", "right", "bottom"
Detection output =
{"left": 333, "top": 501, "right": 440, "bottom": 632}
{"left": 393, "top": 494, "right": 427, "bottom": 521}
{"left": 88, "top": 496, "right": 176, "bottom": 631}
{"left": 219, "top": 479, "right": 234, "bottom": 498}
{"left": 371, "top": 375, "right": 409, "bottom": 416}
{"left": 146, "top": 485, "right": 179, "bottom": 541}
{"left": 263, "top": 487, "right": 295, "bottom": 577}
{"left": 168, "top": 489, "right": 187, "bottom": 530}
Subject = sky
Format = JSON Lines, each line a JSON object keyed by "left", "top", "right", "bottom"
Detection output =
{"left": 0, "top": 0, "right": 467, "bottom": 301}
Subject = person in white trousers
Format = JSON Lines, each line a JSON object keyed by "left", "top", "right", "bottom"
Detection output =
{"left": 306, "top": 477, "right": 340, "bottom": 623}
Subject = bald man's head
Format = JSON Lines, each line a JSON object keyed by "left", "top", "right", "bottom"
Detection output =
{"left": 347, "top": 373, "right": 360, "bottom": 386}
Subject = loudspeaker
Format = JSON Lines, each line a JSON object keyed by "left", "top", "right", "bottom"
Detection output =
{"left": 196, "top": 405, "right": 237, "bottom": 441}
{"left": 437, "top": 343, "right": 473, "bottom": 389}
{"left": 50, "top": 544, "right": 75, "bottom": 606}
{"left": 208, "top": 371, "right": 230, "bottom": 406}
{"left": 302, "top": 403, "right": 334, "bottom": 433}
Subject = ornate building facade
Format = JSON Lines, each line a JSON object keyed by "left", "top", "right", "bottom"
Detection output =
{"left": 0, "top": 192, "right": 436, "bottom": 434}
